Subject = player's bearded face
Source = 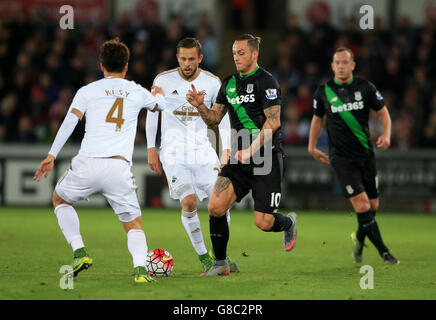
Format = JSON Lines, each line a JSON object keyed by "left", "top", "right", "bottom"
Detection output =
{"left": 232, "top": 41, "right": 257, "bottom": 74}
{"left": 331, "top": 51, "right": 355, "bottom": 81}
{"left": 177, "top": 47, "right": 203, "bottom": 79}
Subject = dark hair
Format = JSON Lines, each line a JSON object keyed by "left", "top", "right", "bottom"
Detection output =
{"left": 334, "top": 47, "right": 354, "bottom": 61}
{"left": 235, "top": 34, "right": 261, "bottom": 52}
{"left": 176, "top": 37, "right": 202, "bottom": 56}
{"left": 99, "top": 37, "right": 130, "bottom": 73}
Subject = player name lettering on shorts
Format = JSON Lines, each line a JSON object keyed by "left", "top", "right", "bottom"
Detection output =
{"left": 104, "top": 89, "right": 130, "bottom": 98}
{"left": 331, "top": 101, "right": 364, "bottom": 113}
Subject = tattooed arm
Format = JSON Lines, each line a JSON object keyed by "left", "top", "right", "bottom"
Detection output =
{"left": 236, "top": 105, "right": 281, "bottom": 163}
{"left": 255, "top": 105, "right": 281, "bottom": 152}
{"left": 198, "top": 103, "right": 228, "bottom": 127}
{"left": 186, "top": 84, "right": 228, "bottom": 127}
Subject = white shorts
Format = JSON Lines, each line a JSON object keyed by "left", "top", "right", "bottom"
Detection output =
{"left": 160, "top": 147, "right": 221, "bottom": 201}
{"left": 55, "top": 155, "right": 141, "bottom": 222}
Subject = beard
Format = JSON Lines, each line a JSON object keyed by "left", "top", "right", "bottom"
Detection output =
{"left": 181, "top": 66, "right": 198, "bottom": 79}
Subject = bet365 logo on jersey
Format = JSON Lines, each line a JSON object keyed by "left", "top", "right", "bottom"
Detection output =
{"left": 227, "top": 94, "right": 255, "bottom": 104}
{"left": 331, "top": 101, "right": 364, "bottom": 113}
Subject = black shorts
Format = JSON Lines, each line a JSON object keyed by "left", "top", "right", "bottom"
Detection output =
{"left": 330, "top": 155, "right": 379, "bottom": 199}
{"left": 219, "top": 152, "right": 285, "bottom": 213}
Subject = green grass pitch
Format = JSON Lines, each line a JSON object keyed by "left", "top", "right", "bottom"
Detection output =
{"left": 0, "top": 207, "right": 435, "bottom": 300}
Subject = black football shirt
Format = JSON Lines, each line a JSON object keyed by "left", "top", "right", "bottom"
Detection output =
{"left": 216, "top": 66, "right": 282, "bottom": 153}
{"left": 313, "top": 77, "right": 385, "bottom": 159}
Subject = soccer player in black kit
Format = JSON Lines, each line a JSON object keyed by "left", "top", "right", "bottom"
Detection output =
{"left": 308, "top": 47, "right": 399, "bottom": 264}
{"left": 186, "top": 34, "right": 298, "bottom": 276}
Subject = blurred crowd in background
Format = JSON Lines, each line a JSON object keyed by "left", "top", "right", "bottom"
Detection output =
{"left": 0, "top": 8, "right": 435, "bottom": 150}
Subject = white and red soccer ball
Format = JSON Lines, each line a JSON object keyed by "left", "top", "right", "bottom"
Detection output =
{"left": 145, "top": 249, "right": 174, "bottom": 277}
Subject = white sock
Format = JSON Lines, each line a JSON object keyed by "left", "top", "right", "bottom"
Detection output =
{"left": 181, "top": 210, "right": 207, "bottom": 256}
{"left": 54, "top": 204, "right": 85, "bottom": 251}
{"left": 127, "top": 229, "right": 147, "bottom": 268}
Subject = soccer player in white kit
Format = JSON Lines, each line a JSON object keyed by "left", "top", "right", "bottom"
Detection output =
{"left": 146, "top": 38, "right": 239, "bottom": 273}
{"left": 33, "top": 38, "right": 166, "bottom": 284}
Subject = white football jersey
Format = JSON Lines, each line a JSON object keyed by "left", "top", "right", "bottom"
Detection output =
{"left": 71, "top": 77, "right": 162, "bottom": 163}
{"left": 148, "top": 68, "right": 230, "bottom": 152}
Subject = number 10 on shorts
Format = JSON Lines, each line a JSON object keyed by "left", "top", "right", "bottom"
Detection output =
{"left": 270, "top": 192, "right": 281, "bottom": 207}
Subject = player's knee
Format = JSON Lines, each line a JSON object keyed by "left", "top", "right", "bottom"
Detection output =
{"left": 208, "top": 201, "right": 226, "bottom": 217}
{"left": 181, "top": 195, "right": 197, "bottom": 212}
{"left": 255, "top": 220, "right": 272, "bottom": 231}
{"left": 370, "top": 199, "right": 379, "bottom": 212}
{"left": 52, "top": 191, "right": 68, "bottom": 208}
{"left": 123, "top": 216, "right": 142, "bottom": 233}
{"left": 351, "top": 193, "right": 371, "bottom": 212}
{"left": 355, "top": 200, "right": 371, "bottom": 212}
{"left": 356, "top": 204, "right": 371, "bottom": 213}
{"left": 52, "top": 191, "right": 58, "bottom": 207}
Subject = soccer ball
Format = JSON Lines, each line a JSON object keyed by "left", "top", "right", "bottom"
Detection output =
{"left": 145, "top": 249, "right": 174, "bottom": 277}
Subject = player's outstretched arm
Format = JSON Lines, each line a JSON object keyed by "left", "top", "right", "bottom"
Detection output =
{"left": 376, "top": 106, "right": 391, "bottom": 150}
{"left": 34, "top": 155, "right": 55, "bottom": 181}
{"left": 147, "top": 147, "right": 162, "bottom": 175}
{"left": 308, "top": 115, "right": 329, "bottom": 164}
{"left": 145, "top": 109, "right": 162, "bottom": 175}
{"left": 34, "top": 108, "right": 82, "bottom": 181}
{"left": 186, "top": 84, "right": 227, "bottom": 127}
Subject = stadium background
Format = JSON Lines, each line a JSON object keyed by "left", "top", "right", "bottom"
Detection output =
{"left": 0, "top": 0, "right": 435, "bottom": 213}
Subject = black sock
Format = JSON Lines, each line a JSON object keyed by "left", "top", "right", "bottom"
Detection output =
{"left": 268, "top": 212, "right": 293, "bottom": 232}
{"left": 356, "top": 228, "right": 366, "bottom": 244}
{"left": 357, "top": 210, "right": 388, "bottom": 256}
{"left": 356, "top": 211, "right": 370, "bottom": 243}
{"left": 210, "top": 215, "right": 229, "bottom": 261}
{"left": 356, "top": 210, "right": 377, "bottom": 243}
